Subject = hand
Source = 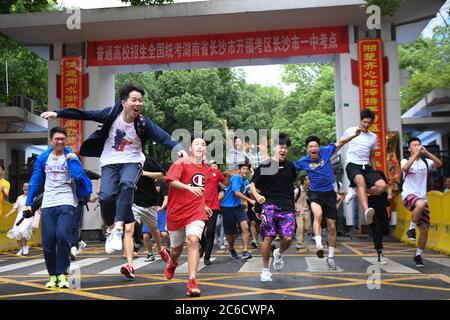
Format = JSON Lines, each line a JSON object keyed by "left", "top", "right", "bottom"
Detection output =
{"left": 249, "top": 199, "right": 256, "bottom": 206}
{"left": 155, "top": 206, "right": 163, "bottom": 212}
{"left": 420, "top": 146, "right": 428, "bottom": 155}
{"left": 188, "top": 186, "right": 205, "bottom": 197}
{"left": 355, "top": 127, "right": 362, "bottom": 136}
{"left": 178, "top": 150, "right": 188, "bottom": 158}
{"left": 66, "top": 153, "right": 77, "bottom": 160}
{"left": 255, "top": 194, "right": 266, "bottom": 204}
{"left": 41, "top": 111, "right": 58, "bottom": 120}
{"left": 205, "top": 206, "right": 213, "bottom": 218}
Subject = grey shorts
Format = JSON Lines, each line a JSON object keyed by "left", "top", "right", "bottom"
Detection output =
{"left": 132, "top": 204, "right": 158, "bottom": 228}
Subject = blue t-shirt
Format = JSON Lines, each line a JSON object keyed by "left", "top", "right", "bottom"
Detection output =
{"left": 221, "top": 175, "right": 249, "bottom": 208}
{"left": 294, "top": 143, "right": 336, "bottom": 192}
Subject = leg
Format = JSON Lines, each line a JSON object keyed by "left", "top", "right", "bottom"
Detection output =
{"left": 261, "top": 236, "right": 274, "bottom": 269}
{"left": 310, "top": 202, "right": 323, "bottom": 244}
{"left": 55, "top": 205, "right": 74, "bottom": 276}
{"left": 203, "top": 211, "right": 218, "bottom": 261}
{"left": 295, "top": 212, "right": 304, "bottom": 247}
{"left": 353, "top": 175, "right": 369, "bottom": 211}
{"left": 149, "top": 226, "right": 163, "bottom": 253}
{"left": 41, "top": 208, "right": 57, "bottom": 276}
{"left": 411, "top": 200, "right": 426, "bottom": 224}
{"left": 239, "top": 219, "right": 250, "bottom": 252}
{"left": 143, "top": 232, "right": 153, "bottom": 253}
{"left": 115, "top": 163, "right": 142, "bottom": 226}
{"left": 326, "top": 218, "right": 337, "bottom": 250}
{"left": 418, "top": 224, "right": 429, "bottom": 251}
{"left": 99, "top": 164, "right": 120, "bottom": 227}
{"left": 186, "top": 234, "right": 201, "bottom": 280}
{"left": 370, "top": 209, "right": 384, "bottom": 252}
{"left": 123, "top": 222, "right": 135, "bottom": 267}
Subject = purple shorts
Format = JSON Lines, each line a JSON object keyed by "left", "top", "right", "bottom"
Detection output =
{"left": 260, "top": 203, "right": 296, "bottom": 238}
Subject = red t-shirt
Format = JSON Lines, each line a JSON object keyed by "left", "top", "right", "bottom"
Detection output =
{"left": 165, "top": 158, "right": 211, "bottom": 231}
{"left": 205, "top": 167, "right": 225, "bottom": 210}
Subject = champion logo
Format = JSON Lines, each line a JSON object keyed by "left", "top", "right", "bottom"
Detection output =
{"left": 192, "top": 174, "right": 206, "bottom": 187}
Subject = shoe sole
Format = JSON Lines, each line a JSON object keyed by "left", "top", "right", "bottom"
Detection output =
{"left": 365, "top": 208, "right": 375, "bottom": 225}
{"left": 58, "top": 284, "right": 70, "bottom": 289}
{"left": 120, "top": 267, "right": 135, "bottom": 279}
{"left": 408, "top": 238, "right": 416, "bottom": 241}
{"left": 186, "top": 290, "right": 201, "bottom": 297}
{"left": 260, "top": 278, "right": 272, "bottom": 282}
{"left": 316, "top": 249, "right": 324, "bottom": 258}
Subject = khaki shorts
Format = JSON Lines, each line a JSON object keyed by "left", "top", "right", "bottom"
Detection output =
{"left": 169, "top": 220, "right": 205, "bottom": 248}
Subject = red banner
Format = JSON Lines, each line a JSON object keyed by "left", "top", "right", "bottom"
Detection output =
{"left": 87, "top": 26, "right": 349, "bottom": 66}
{"left": 60, "top": 56, "right": 83, "bottom": 154}
{"left": 357, "top": 39, "right": 387, "bottom": 174}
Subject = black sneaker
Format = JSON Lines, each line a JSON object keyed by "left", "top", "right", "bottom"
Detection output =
{"left": 316, "top": 248, "right": 324, "bottom": 259}
{"left": 407, "top": 229, "right": 416, "bottom": 241}
{"left": 204, "top": 259, "right": 212, "bottom": 266}
{"left": 414, "top": 255, "right": 424, "bottom": 267}
{"left": 242, "top": 251, "right": 252, "bottom": 261}
{"left": 229, "top": 249, "right": 239, "bottom": 260}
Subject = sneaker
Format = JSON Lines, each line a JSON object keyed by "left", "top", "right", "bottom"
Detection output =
{"left": 16, "top": 248, "right": 23, "bottom": 256}
{"left": 251, "top": 240, "right": 258, "bottom": 249}
{"left": 229, "top": 249, "right": 240, "bottom": 260}
{"left": 164, "top": 260, "right": 178, "bottom": 280}
{"left": 242, "top": 251, "right": 252, "bottom": 261}
{"left": 344, "top": 187, "right": 355, "bottom": 204}
{"left": 271, "top": 243, "right": 277, "bottom": 253}
{"left": 406, "top": 229, "right": 416, "bottom": 241}
{"left": 105, "top": 228, "right": 123, "bottom": 254}
{"left": 78, "top": 240, "right": 87, "bottom": 253}
{"left": 120, "top": 264, "right": 136, "bottom": 279}
{"left": 260, "top": 269, "right": 273, "bottom": 282}
{"left": 204, "top": 259, "right": 212, "bottom": 266}
{"left": 70, "top": 246, "right": 78, "bottom": 260}
{"left": 219, "top": 244, "right": 226, "bottom": 250}
{"left": 57, "top": 274, "right": 70, "bottom": 288}
{"left": 186, "top": 278, "right": 201, "bottom": 297}
{"left": 45, "top": 275, "right": 57, "bottom": 288}
{"left": 159, "top": 249, "right": 170, "bottom": 263}
{"left": 145, "top": 253, "right": 155, "bottom": 262}
{"left": 365, "top": 208, "right": 375, "bottom": 225}
{"left": 414, "top": 255, "right": 424, "bottom": 267}
{"left": 295, "top": 243, "right": 305, "bottom": 250}
{"left": 22, "top": 246, "right": 29, "bottom": 256}
{"left": 316, "top": 247, "right": 324, "bottom": 259}
{"left": 326, "top": 257, "right": 337, "bottom": 270}
{"left": 273, "top": 248, "right": 284, "bottom": 271}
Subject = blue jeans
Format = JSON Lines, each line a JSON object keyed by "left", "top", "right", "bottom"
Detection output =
{"left": 41, "top": 205, "right": 74, "bottom": 276}
{"left": 70, "top": 203, "right": 84, "bottom": 247}
{"left": 99, "top": 163, "right": 142, "bottom": 226}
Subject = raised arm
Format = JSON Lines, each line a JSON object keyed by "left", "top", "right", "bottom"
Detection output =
{"left": 335, "top": 127, "right": 361, "bottom": 153}
{"left": 422, "top": 147, "right": 443, "bottom": 169}
{"left": 41, "top": 106, "right": 114, "bottom": 123}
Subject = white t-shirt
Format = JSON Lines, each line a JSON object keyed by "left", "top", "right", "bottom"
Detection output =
{"left": 100, "top": 115, "right": 145, "bottom": 167}
{"left": 401, "top": 158, "right": 433, "bottom": 200}
{"left": 42, "top": 154, "right": 77, "bottom": 208}
{"left": 342, "top": 126, "right": 377, "bottom": 165}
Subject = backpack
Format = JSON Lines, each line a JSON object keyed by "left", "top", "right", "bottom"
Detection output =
{"left": 400, "top": 157, "right": 429, "bottom": 193}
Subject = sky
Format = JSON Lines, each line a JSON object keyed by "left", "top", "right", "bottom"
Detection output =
{"left": 57, "top": 0, "right": 449, "bottom": 94}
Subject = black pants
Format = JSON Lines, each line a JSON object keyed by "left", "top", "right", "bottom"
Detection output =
{"left": 200, "top": 210, "right": 220, "bottom": 260}
{"left": 370, "top": 208, "right": 389, "bottom": 251}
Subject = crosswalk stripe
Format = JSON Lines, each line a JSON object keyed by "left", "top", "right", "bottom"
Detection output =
{"left": 238, "top": 257, "right": 271, "bottom": 272}
{"left": 176, "top": 258, "right": 217, "bottom": 273}
{"left": 424, "top": 258, "right": 450, "bottom": 268}
{"left": 305, "top": 257, "right": 344, "bottom": 272}
{"left": 32, "top": 258, "right": 108, "bottom": 275}
{"left": 99, "top": 257, "right": 159, "bottom": 274}
{"left": 0, "top": 259, "right": 45, "bottom": 273}
{"left": 362, "top": 257, "right": 420, "bottom": 274}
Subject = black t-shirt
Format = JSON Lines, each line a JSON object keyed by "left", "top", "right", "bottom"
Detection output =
{"left": 251, "top": 159, "right": 297, "bottom": 212}
{"left": 155, "top": 180, "right": 169, "bottom": 207}
{"left": 134, "top": 157, "right": 165, "bottom": 208}
{"left": 368, "top": 171, "right": 389, "bottom": 209}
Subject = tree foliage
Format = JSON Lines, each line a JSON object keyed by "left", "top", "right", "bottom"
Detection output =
{"left": 0, "top": 0, "right": 58, "bottom": 14}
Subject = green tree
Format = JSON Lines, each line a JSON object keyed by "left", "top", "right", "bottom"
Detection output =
{"left": 0, "top": 0, "right": 58, "bottom": 14}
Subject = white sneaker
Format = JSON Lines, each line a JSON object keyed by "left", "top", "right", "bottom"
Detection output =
{"left": 295, "top": 243, "right": 305, "bottom": 250}
{"left": 70, "top": 246, "right": 78, "bottom": 260}
{"left": 260, "top": 269, "right": 272, "bottom": 282}
{"left": 78, "top": 240, "right": 87, "bottom": 252}
{"left": 105, "top": 229, "right": 123, "bottom": 254}
{"left": 344, "top": 187, "right": 355, "bottom": 204}
{"left": 220, "top": 244, "right": 225, "bottom": 250}
{"left": 272, "top": 248, "right": 284, "bottom": 271}
{"left": 365, "top": 208, "right": 375, "bottom": 225}
{"left": 22, "top": 246, "right": 29, "bottom": 256}
{"left": 16, "top": 248, "right": 23, "bottom": 256}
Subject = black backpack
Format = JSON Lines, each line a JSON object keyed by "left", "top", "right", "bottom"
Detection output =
{"left": 400, "top": 157, "right": 429, "bottom": 193}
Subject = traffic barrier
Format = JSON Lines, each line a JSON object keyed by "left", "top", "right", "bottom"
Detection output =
{"left": 394, "top": 192, "right": 450, "bottom": 255}
{"left": 0, "top": 201, "right": 42, "bottom": 252}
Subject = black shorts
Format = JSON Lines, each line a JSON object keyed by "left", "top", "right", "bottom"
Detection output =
{"left": 308, "top": 191, "right": 338, "bottom": 220}
{"left": 247, "top": 203, "right": 262, "bottom": 225}
{"left": 346, "top": 163, "right": 382, "bottom": 188}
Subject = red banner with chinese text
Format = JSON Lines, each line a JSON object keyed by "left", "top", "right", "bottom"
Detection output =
{"left": 357, "top": 39, "right": 387, "bottom": 174}
{"left": 87, "top": 26, "right": 349, "bottom": 66}
{"left": 60, "top": 57, "right": 83, "bottom": 154}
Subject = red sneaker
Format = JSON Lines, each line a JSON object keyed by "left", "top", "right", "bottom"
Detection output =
{"left": 164, "top": 260, "right": 178, "bottom": 280}
{"left": 186, "top": 278, "right": 201, "bottom": 297}
{"left": 159, "top": 249, "right": 170, "bottom": 263}
{"left": 120, "top": 264, "right": 135, "bottom": 279}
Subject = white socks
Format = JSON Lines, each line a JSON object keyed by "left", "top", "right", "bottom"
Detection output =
{"left": 416, "top": 248, "right": 423, "bottom": 256}
{"left": 328, "top": 247, "right": 335, "bottom": 258}
{"left": 410, "top": 222, "right": 417, "bottom": 230}
{"left": 314, "top": 235, "right": 322, "bottom": 248}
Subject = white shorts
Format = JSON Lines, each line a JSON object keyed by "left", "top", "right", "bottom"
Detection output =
{"left": 169, "top": 220, "right": 205, "bottom": 249}
{"left": 132, "top": 204, "right": 158, "bottom": 228}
